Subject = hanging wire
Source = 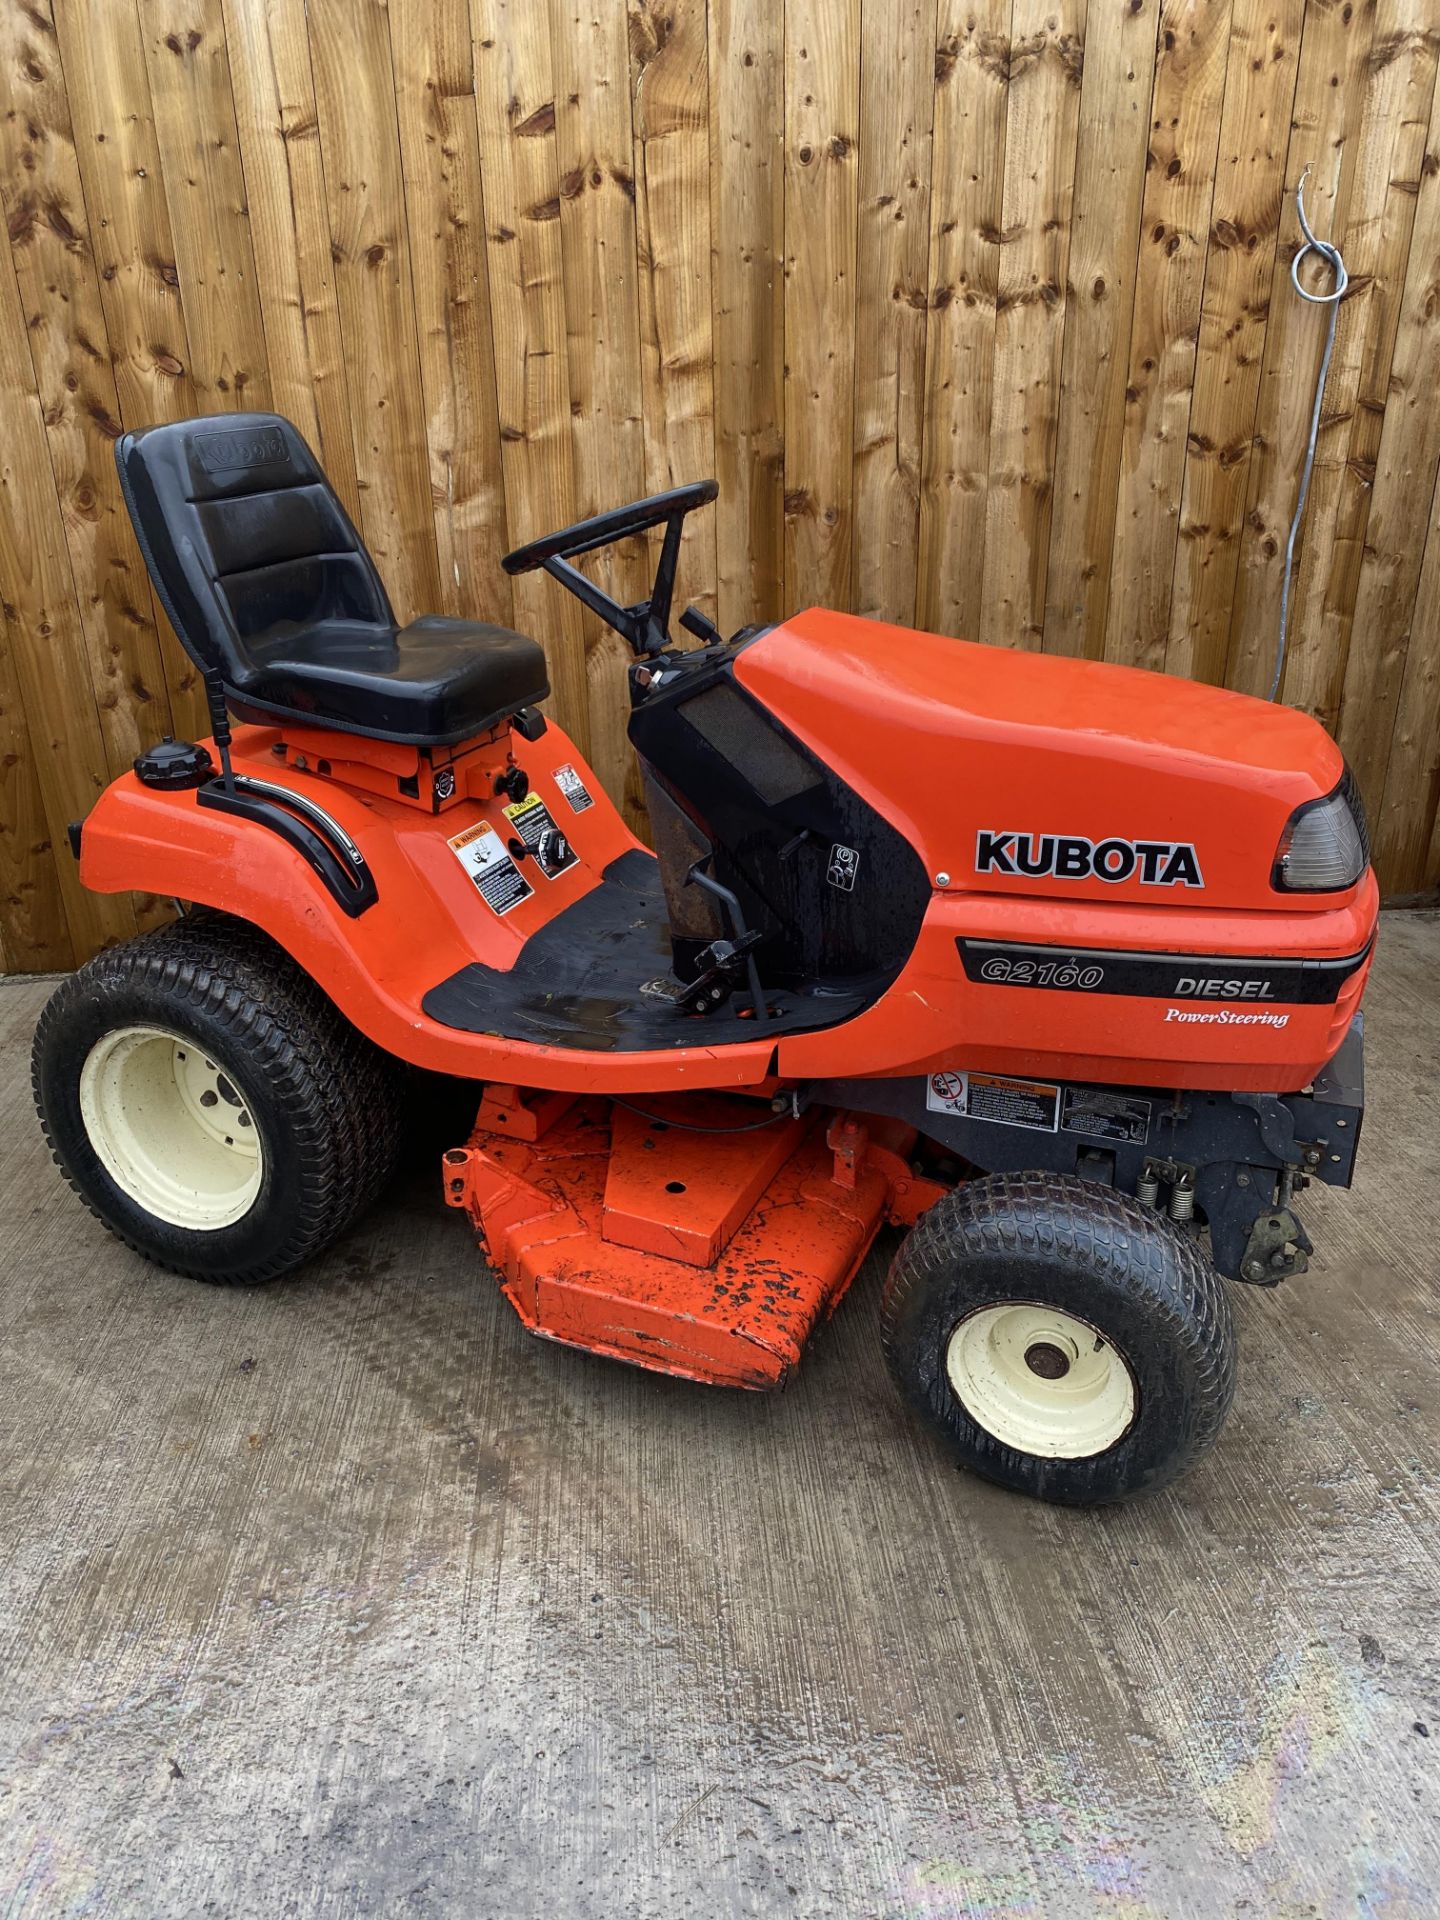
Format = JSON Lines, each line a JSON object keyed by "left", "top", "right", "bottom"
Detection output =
{"left": 1270, "top": 166, "right": 1349, "bottom": 702}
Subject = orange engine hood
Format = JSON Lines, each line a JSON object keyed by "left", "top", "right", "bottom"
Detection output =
{"left": 734, "top": 609, "right": 1355, "bottom": 914}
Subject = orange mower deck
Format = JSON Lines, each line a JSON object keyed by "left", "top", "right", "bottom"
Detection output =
{"left": 443, "top": 1092, "right": 944, "bottom": 1387}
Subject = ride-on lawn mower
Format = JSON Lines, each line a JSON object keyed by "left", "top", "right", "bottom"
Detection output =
{"left": 33, "top": 413, "right": 1376, "bottom": 1504}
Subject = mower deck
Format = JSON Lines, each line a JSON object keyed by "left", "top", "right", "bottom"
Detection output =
{"left": 444, "top": 1094, "right": 928, "bottom": 1387}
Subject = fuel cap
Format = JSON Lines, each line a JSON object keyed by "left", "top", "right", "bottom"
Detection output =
{"left": 134, "top": 736, "right": 215, "bottom": 790}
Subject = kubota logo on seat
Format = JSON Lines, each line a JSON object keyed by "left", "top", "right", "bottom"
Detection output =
{"left": 975, "top": 830, "right": 1204, "bottom": 889}
{"left": 196, "top": 426, "right": 289, "bottom": 473}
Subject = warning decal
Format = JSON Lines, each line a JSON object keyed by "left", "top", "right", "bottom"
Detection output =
{"left": 1061, "top": 1087, "right": 1152, "bottom": 1145}
{"left": 552, "top": 763, "right": 594, "bottom": 814}
{"left": 926, "top": 1070, "right": 1061, "bottom": 1132}
{"left": 447, "top": 820, "right": 533, "bottom": 916}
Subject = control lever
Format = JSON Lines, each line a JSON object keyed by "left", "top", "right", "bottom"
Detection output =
{"left": 680, "top": 605, "right": 724, "bottom": 647}
{"left": 685, "top": 861, "right": 770, "bottom": 1024}
{"left": 507, "top": 826, "right": 572, "bottom": 876}
{"left": 676, "top": 930, "right": 764, "bottom": 1015}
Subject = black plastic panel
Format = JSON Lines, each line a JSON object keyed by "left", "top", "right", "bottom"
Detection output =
{"left": 957, "top": 935, "right": 1373, "bottom": 1004}
{"left": 628, "top": 657, "right": 931, "bottom": 991}
{"left": 422, "top": 851, "right": 875, "bottom": 1053}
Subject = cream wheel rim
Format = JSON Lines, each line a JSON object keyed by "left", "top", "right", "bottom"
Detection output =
{"left": 78, "top": 1025, "right": 263, "bottom": 1230}
{"left": 945, "top": 1302, "right": 1137, "bottom": 1458}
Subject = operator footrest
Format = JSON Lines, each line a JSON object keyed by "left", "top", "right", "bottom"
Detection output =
{"left": 420, "top": 849, "right": 872, "bottom": 1053}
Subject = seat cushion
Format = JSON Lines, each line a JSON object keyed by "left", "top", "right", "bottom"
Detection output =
{"left": 236, "top": 615, "right": 549, "bottom": 746}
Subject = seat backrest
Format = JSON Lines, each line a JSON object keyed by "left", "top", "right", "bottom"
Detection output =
{"left": 115, "top": 413, "right": 392, "bottom": 689}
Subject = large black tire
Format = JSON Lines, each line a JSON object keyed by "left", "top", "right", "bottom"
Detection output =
{"left": 33, "top": 912, "right": 404, "bottom": 1286}
{"left": 881, "top": 1172, "right": 1236, "bottom": 1505}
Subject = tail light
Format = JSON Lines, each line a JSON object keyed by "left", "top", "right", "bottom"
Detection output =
{"left": 1272, "top": 766, "right": 1370, "bottom": 892}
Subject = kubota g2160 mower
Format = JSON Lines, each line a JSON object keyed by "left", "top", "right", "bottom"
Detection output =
{"left": 33, "top": 414, "right": 1375, "bottom": 1504}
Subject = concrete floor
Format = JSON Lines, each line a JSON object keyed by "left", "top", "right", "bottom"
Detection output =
{"left": 1, "top": 917, "right": 1438, "bottom": 1920}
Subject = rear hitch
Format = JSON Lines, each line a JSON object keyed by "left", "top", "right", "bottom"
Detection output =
{"left": 1237, "top": 1205, "right": 1312, "bottom": 1284}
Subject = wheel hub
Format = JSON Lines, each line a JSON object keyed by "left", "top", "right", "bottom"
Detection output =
{"left": 78, "top": 1024, "right": 263, "bottom": 1230}
{"left": 1024, "top": 1340, "right": 1071, "bottom": 1380}
{"left": 945, "top": 1302, "right": 1138, "bottom": 1459}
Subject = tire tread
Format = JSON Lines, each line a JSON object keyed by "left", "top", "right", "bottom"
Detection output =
{"left": 32, "top": 912, "right": 404, "bottom": 1285}
{"left": 880, "top": 1172, "right": 1236, "bottom": 1503}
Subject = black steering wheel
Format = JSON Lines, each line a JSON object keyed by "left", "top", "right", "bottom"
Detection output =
{"left": 501, "top": 480, "right": 719, "bottom": 655}
{"left": 502, "top": 481, "right": 717, "bottom": 575}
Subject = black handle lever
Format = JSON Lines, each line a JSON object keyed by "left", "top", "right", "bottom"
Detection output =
{"left": 680, "top": 605, "right": 723, "bottom": 646}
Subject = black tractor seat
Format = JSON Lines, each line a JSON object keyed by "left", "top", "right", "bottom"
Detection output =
{"left": 226, "top": 613, "right": 540, "bottom": 744}
{"left": 116, "top": 412, "right": 548, "bottom": 748}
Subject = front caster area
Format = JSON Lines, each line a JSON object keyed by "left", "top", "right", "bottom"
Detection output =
{"left": 32, "top": 914, "right": 405, "bottom": 1286}
{"left": 881, "top": 1173, "right": 1236, "bottom": 1505}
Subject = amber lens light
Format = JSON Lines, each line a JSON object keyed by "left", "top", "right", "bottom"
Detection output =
{"left": 1272, "top": 768, "right": 1370, "bottom": 891}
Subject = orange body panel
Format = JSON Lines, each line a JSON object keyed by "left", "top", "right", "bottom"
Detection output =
{"left": 80, "top": 721, "right": 776, "bottom": 1092}
{"left": 736, "top": 610, "right": 1347, "bottom": 911}
{"left": 80, "top": 609, "right": 1378, "bottom": 1097}
{"left": 739, "top": 610, "right": 1377, "bottom": 1091}
{"left": 775, "top": 885, "right": 1375, "bottom": 1091}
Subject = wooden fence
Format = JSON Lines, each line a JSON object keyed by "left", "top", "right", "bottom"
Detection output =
{"left": 1, "top": 0, "right": 1438, "bottom": 969}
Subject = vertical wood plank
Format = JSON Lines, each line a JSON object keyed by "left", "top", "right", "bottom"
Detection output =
{"left": 1102, "top": 0, "right": 1230, "bottom": 672}
{"left": 0, "top": 242, "right": 137, "bottom": 951}
{"left": 221, "top": 0, "right": 362, "bottom": 521}
{"left": 782, "top": 0, "right": 859, "bottom": 616}
{"left": 1371, "top": 473, "right": 1440, "bottom": 891}
{"left": 136, "top": 0, "right": 271, "bottom": 414}
{"left": 388, "top": 0, "right": 511, "bottom": 624}
{"left": 306, "top": 0, "right": 443, "bottom": 620}
{"left": 916, "top": 0, "right": 1013, "bottom": 640}
{"left": 0, "top": 0, "right": 177, "bottom": 774}
{"left": 471, "top": 0, "right": 590, "bottom": 747}
{"left": 1163, "top": 0, "right": 1305, "bottom": 687}
{"left": 0, "top": 649, "right": 74, "bottom": 970}
{"left": 631, "top": 0, "right": 718, "bottom": 624}
{"left": 550, "top": 0, "right": 647, "bottom": 811}
{"left": 850, "top": 0, "right": 937, "bottom": 627}
{"left": 977, "top": 0, "right": 1088, "bottom": 650}
{"left": 1042, "top": 0, "right": 1162, "bottom": 658}
{"left": 51, "top": 0, "right": 206, "bottom": 742}
{"left": 708, "top": 0, "right": 784, "bottom": 635}
{"left": 1220, "top": 0, "right": 1375, "bottom": 698}
{"left": 1335, "top": 73, "right": 1440, "bottom": 813}
{"left": 1286, "top": 6, "right": 1439, "bottom": 728}
{"left": 52, "top": 0, "right": 196, "bottom": 430}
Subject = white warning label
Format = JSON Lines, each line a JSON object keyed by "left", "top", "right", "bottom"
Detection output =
{"left": 552, "top": 763, "right": 594, "bottom": 813}
{"left": 447, "top": 819, "right": 533, "bottom": 916}
{"left": 926, "top": 1070, "right": 1061, "bottom": 1132}
{"left": 1061, "top": 1087, "right": 1152, "bottom": 1145}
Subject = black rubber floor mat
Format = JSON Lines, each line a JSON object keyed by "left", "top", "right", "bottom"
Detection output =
{"left": 421, "top": 849, "right": 874, "bottom": 1053}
